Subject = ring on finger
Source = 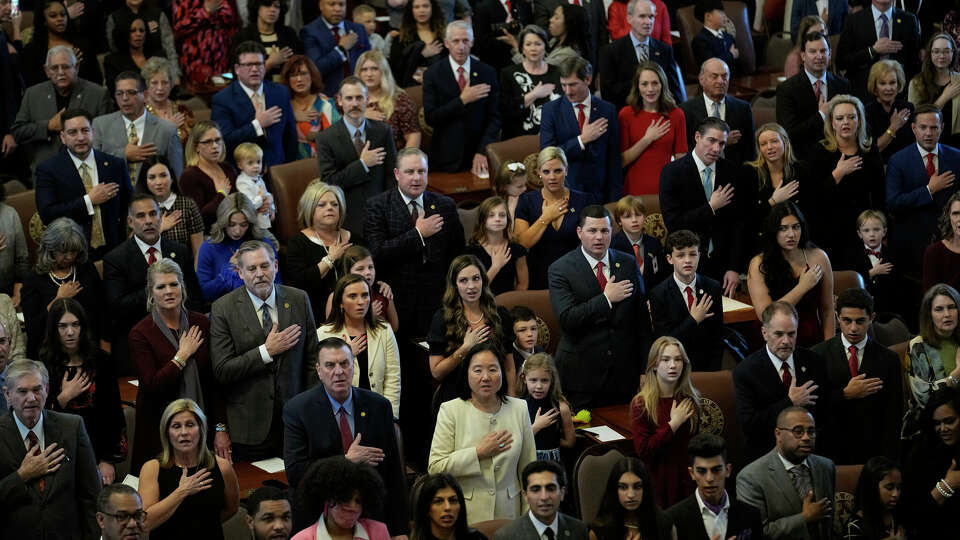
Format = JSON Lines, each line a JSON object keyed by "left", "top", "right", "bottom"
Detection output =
{"left": 498, "top": 443, "right": 505, "bottom": 448}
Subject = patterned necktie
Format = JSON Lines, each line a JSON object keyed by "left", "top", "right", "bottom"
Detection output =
{"left": 25, "top": 431, "right": 44, "bottom": 492}
{"left": 927, "top": 153, "right": 937, "bottom": 178}
{"left": 790, "top": 463, "right": 812, "bottom": 498}
{"left": 128, "top": 121, "right": 140, "bottom": 184}
{"left": 576, "top": 104, "right": 586, "bottom": 132}
{"left": 146, "top": 246, "right": 158, "bottom": 266}
{"left": 353, "top": 128, "right": 364, "bottom": 157}
{"left": 595, "top": 261, "right": 606, "bottom": 290}
{"left": 637, "top": 41, "right": 648, "bottom": 62}
{"left": 814, "top": 80, "right": 824, "bottom": 103}
{"left": 457, "top": 66, "right": 467, "bottom": 92}
{"left": 848, "top": 345, "right": 859, "bottom": 377}
{"left": 781, "top": 360, "right": 792, "bottom": 389}
{"left": 80, "top": 162, "right": 106, "bottom": 249}
{"left": 261, "top": 303, "right": 273, "bottom": 334}
{"left": 866, "top": 248, "right": 881, "bottom": 259}
{"left": 879, "top": 13, "right": 889, "bottom": 39}
{"left": 338, "top": 406, "right": 353, "bottom": 452}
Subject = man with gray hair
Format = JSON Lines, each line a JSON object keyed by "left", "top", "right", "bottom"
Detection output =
{"left": 0, "top": 359, "right": 100, "bottom": 539}
{"left": 11, "top": 45, "right": 112, "bottom": 180}
{"left": 680, "top": 58, "right": 755, "bottom": 165}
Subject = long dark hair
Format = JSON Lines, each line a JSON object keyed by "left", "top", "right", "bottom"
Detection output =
{"left": 594, "top": 457, "right": 662, "bottom": 539}
{"left": 440, "top": 255, "right": 503, "bottom": 356}
{"left": 399, "top": 0, "right": 446, "bottom": 42}
{"left": 913, "top": 33, "right": 959, "bottom": 105}
{"left": 39, "top": 298, "right": 98, "bottom": 393}
{"left": 112, "top": 13, "right": 163, "bottom": 57}
{"left": 760, "top": 201, "right": 812, "bottom": 299}
{"left": 34, "top": 0, "right": 77, "bottom": 47}
{"left": 325, "top": 273, "right": 386, "bottom": 333}
{"left": 553, "top": 4, "right": 589, "bottom": 57}
{"left": 853, "top": 456, "right": 902, "bottom": 540}
{"left": 625, "top": 61, "right": 677, "bottom": 114}
{"left": 410, "top": 474, "right": 473, "bottom": 540}
{"left": 134, "top": 157, "right": 182, "bottom": 196}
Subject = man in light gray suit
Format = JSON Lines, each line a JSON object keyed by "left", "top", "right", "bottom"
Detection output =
{"left": 736, "top": 406, "right": 835, "bottom": 540}
{"left": 11, "top": 45, "right": 112, "bottom": 181}
{"left": 93, "top": 71, "right": 183, "bottom": 183}
{"left": 494, "top": 460, "right": 590, "bottom": 540}
{"left": 211, "top": 240, "right": 319, "bottom": 463}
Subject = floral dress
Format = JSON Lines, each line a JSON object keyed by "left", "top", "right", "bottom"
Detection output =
{"left": 296, "top": 94, "right": 340, "bottom": 159}
{"left": 173, "top": 0, "right": 238, "bottom": 84}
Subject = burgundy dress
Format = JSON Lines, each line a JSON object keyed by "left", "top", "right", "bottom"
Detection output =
{"left": 631, "top": 396, "right": 695, "bottom": 508}
{"left": 179, "top": 163, "right": 238, "bottom": 231}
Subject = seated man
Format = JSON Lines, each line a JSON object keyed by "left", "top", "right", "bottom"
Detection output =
{"left": 666, "top": 433, "right": 763, "bottom": 540}
{"left": 96, "top": 484, "right": 147, "bottom": 540}
{"left": 691, "top": 0, "right": 739, "bottom": 74}
{"left": 509, "top": 305, "right": 545, "bottom": 369}
{"left": 736, "top": 407, "right": 835, "bottom": 540}
{"left": 494, "top": 460, "right": 589, "bottom": 540}
{"left": 649, "top": 230, "right": 724, "bottom": 371}
{"left": 680, "top": 58, "right": 755, "bottom": 166}
{"left": 245, "top": 486, "right": 293, "bottom": 540}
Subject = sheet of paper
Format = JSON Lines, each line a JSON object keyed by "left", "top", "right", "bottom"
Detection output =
{"left": 580, "top": 425, "right": 627, "bottom": 442}
{"left": 122, "top": 475, "right": 139, "bottom": 490}
{"left": 722, "top": 296, "right": 753, "bottom": 312}
{"left": 127, "top": 379, "right": 139, "bottom": 387}
{"left": 251, "top": 457, "right": 286, "bottom": 474}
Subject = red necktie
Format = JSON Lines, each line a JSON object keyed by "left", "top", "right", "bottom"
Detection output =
{"left": 332, "top": 26, "right": 350, "bottom": 78}
{"left": 780, "top": 361, "right": 792, "bottom": 390}
{"left": 926, "top": 153, "right": 937, "bottom": 178}
{"left": 457, "top": 66, "right": 467, "bottom": 92}
{"left": 685, "top": 286, "right": 695, "bottom": 310}
{"left": 338, "top": 407, "right": 353, "bottom": 453}
{"left": 595, "top": 261, "right": 606, "bottom": 290}
{"left": 865, "top": 248, "right": 881, "bottom": 259}
{"left": 505, "top": 0, "right": 512, "bottom": 17}
{"left": 147, "top": 246, "right": 158, "bottom": 266}
{"left": 814, "top": 80, "right": 823, "bottom": 103}
{"left": 632, "top": 244, "right": 644, "bottom": 272}
{"left": 847, "top": 345, "right": 859, "bottom": 377}
{"left": 571, "top": 0, "right": 581, "bottom": 5}
{"left": 576, "top": 104, "right": 586, "bottom": 133}
{"left": 25, "top": 432, "right": 44, "bottom": 492}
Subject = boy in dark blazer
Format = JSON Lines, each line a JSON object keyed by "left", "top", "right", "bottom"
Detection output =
{"left": 610, "top": 195, "right": 668, "bottom": 289}
{"left": 691, "top": 0, "right": 739, "bottom": 73}
{"left": 509, "top": 305, "right": 545, "bottom": 370}
{"left": 838, "top": 210, "right": 904, "bottom": 316}
{"left": 649, "top": 230, "right": 724, "bottom": 371}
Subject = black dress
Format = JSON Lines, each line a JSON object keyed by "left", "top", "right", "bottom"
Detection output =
{"left": 464, "top": 241, "right": 528, "bottom": 296}
{"left": 388, "top": 36, "right": 447, "bottom": 87}
{"left": 232, "top": 24, "right": 304, "bottom": 80}
{"left": 21, "top": 262, "right": 104, "bottom": 359}
{"left": 902, "top": 437, "right": 959, "bottom": 537}
{"left": 590, "top": 508, "right": 674, "bottom": 540}
{"left": 499, "top": 63, "right": 562, "bottom": 139}
{"left": 152, "top": 460, "right": 226, "bottom": 540}
{"left": 865, "top": 98, "right": 915, "bottom": 163}
{"left": 740, "top": 161, "right": 813, "bottom": 257}
{"left": 285, "top": 231, "right": 364, "bottom": 323}
{"left": 515, "top": 189, "right": 597, "bottom": 290}
{"left": 525, "top": 394, "right": 561, "bottom": 461}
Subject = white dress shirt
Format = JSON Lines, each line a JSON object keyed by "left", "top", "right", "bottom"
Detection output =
{"left": 68, "top": 150, "right": 100, "bottom": 216}
{"left": 14, "top": 412, "right": 45, "bottom": 450}
{"left": 841, "top": 333, "right": 867, "bottom": 371}
{"left": 121, "top": 110, "right": 147, "bottom": 146}
{"left": 448, "top": 55, "right": 471, "bottom": 84}
{"left": 247, "top": 287, "right": 278, "bottom": 363}
{"left": 805, "top": 68, "right": 829, "bottom": 119}
{"left": 703, "top": 93, "right": 726, "bottom": 121}
{"left": 528, "top": 511, "right": 560, "bottom": 540}
{"left": 864, "top": 243, "right": 881, "bottom": 268}
{"left": 695, "top": 489, "right": 730, "bottom": 540}
{"left": 133, "top": 234, "right": 162, "bottom": 263}
{"left": 691, "top": 150, "right": 716, "bottom": 194}
{"left": 581, "top": 247, "right": 612, "bottom": 307}
{"left": 871, "top": 4, "right": 894, "bottom": 40}
{"left": 571, "top": 96, "right": 592, "bottom": 150}
{"left": 240, "top": 81, "right": 266, "bottom": 136}
{"left": 673, "top": 272, "right": 698, "bottom": 302}
{"left": 629, "top": 31, "right": 650, "bottom": 63}
{"left": 766, "top": 346, "right": 795, "bottom": 382}
{"left": 918, "top": 142, "right": 939, "bottom": 175}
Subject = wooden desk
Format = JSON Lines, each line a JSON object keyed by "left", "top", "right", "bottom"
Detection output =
{"left": 579, "top": 404, "right": 635, "bottom": 452}
{"left": 234, "top": 461, "right": 288, "bottom": 496}
{"left": 430, "top": 172, "right": 492, "bottom": 203}
{"left": 120, "top": 377, "right": 138, "bottom": 404}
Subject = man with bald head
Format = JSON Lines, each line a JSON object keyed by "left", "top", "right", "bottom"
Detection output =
{"left": 680, "top": 58, "right": 755, "bottom": 166}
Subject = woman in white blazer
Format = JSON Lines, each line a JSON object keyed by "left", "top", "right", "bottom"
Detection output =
{"left": 428, "top": 342, "right": 537, "bottom": 524}
{"left": 317, "top": 274, "right": 401, "bottom": 418}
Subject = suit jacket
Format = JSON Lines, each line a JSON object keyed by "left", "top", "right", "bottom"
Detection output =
{"left": 316, "top": 323, "right": 401, "bottom": 418}
{"left": 733, "top": 347, "right": 831, "bottom": 463}
{"left": 211, "top": 80, "right": 298, "bottom": 168}
{"left": 473, "top": 0, "right": 533, "bottom": 71}
{"left": 665, "top": 491, "right": 763, "bottom": 540}
{"left": 92, "top": 110, "right": 184, "bottom": 179}
{"left": 811, "top": 336, "right": 903, "bottom": 464}
{"left": 0, "top": 411, "right": 100, "bottom": 540}
{"left": 736, "top": 449, "right": 835, "bottom": 540}
{"left": 599, "top": 34, "right": 686, "bottom": 111}
{"left": 610, "top": 231, "right": 668, "bottom": 289}
{"left": 11, "top": 79, "right": 112, "bottom": 176}
{"left": 493, "top": 512, "right": 590, "bottom": 540}
{"left": 691, "top": 27, "right": 738, "bottom": 73}
{"left": 364, "top": 188, "right": 465, "bottom": 336}
{"left": 836, "top": 7, "right": 920, "bottom": 100}
{"left": 837, "top": 246, "right": 903, "bottom": 315}
{"left": 423, "top": 57, "right": 501, "bottom": 173}
{"left": 775, "top": 71, "right": 851, "bottom": 158}
{"left": 658, "top": 153, "right": 746, "bottom": 277}
{"left": 540, "top": 94, "right": 622, "bottom": 202}
{"left": 681, "top": 94, "right": 756, "bottom": 165}
{"left": 300, "top": 18, "right": 370, "bottom": 95}
{"left": 34, "top": 148, "right": 132, "bottom": 251}
{"left": 790, "top": 0, "right": 848, "bottom": 35}
{"left": 548, "top": 247, "right": 650, "bottom": 407}
{"left": 211, "top": 284, "right": 319, "bottom": 445}
{"left": 649, "top": 273, "right": 724, "bottom": 371}
{"left": 283, "top": 385, "right": 408, "bottom": 534}
{"left": 315, "top": 118, "right": 397, "bottom": 237}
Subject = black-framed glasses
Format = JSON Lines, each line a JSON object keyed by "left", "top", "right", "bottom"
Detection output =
{"left": 102, "top": 510, "right": 147, "bottom": 523}
{"left": 776, "top": 425, "right": 819, "bottom": 438}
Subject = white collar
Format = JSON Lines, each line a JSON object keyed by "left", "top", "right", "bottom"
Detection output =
{"left": 840, "top": 333, "right": 867, "bottom": 352}
{"left": 398, "top": 188, "right": 425, "bottom": 210}
{"left": 322, "top": 17, "right": 343, "bottom": 32}
{"left": 246, "top": 284, "right": 277, "bottom": 310}
{"left": 703, "top": 93, "right": 725, "bottom": 110}
{"left": 629, "top": 31, "right": 649, "bottom": 48}
{"left": 315, "top": 515, "right": 370, "bottom": 540}
{"left": 158, "top": 192, "right": 177, "bottom": 210}
{"left": 240, "top": 81, "right": 265, "bottom": 99}
{"left": 133, "top": 234, "right": 162, "bottom": 256}
{"left": 694, "top": 488, "right": 730, "bottom": 516}
{"left": 68, "top": 150, "right": 96, "bottom": 171}
{"left": 448, "top": 55, "right": 471, "bottom": 77}
{"left": 804, "top": 68, "right": 828, "bottom": 87}
{"left": 581, "top": 246, "right": 610, "bottom": 271}
{"left": 691, "top": 150, "right": 715, "bottom": 173}
{"left": 673, "top": 272, "right": 697, "bottom": 293}
{"left": 918, "top": 143, "right": 939, "bottom": 158}
{"left": 776, "top": 451, "right": 811, "bottom": 471}
{"left": 528, "top": 510, "right": 560, "bottom": 538}
{"left": 122, "top": 109, "right": 147, "bottom": 129}
{"left": 871, "top": 4, "right": 893, "bottom": 23}
{"left": 13, "top": 411, "right": 44, "bottom": 449}
{"left": 766, "top": 346, "right": 794, "bottom": 371}
{"left": 704, "top": 26, "right": 724, "bottom": 39}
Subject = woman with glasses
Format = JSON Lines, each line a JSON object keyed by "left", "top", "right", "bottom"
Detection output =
{"left": 142, "top": 57, "right": 195, "bottom": 145}
{"left": 173, "top": 0, "right": 239, "bottom": 84}
{"left": 282, "top": 55, "right": 339, "bottom": 159}
{"left": 909, "top": 33, "right": 960, "bottom": 148}
{"left": 180, "top": 121, "right": 237, "bottom": 231}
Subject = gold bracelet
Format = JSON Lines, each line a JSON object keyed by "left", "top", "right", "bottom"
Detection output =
{"left": 886, "top": 128, "right": 895, "bottom": 138}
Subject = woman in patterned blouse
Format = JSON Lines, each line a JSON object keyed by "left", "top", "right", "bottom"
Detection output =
{"left": 282, "top": 55, "right": 339, "bottom": 159}
{"left": 173, "top": 0, "right": 239, "bottom": 84}
{"left": 136, "top": 158, "right": 205, "bottom": 261}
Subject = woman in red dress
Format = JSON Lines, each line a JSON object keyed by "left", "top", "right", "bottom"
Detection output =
{"left": 618, "top": 61, "right": 687, "bottom": 196}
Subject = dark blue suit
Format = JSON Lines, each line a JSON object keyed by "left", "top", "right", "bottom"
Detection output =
{"left": 691, "top": 27, "right": 738, "bottom": 73}
{"left": 540, "top": 95, "right": 622, "bottom": 203}
{"left": 35, "top": 149, "right": 132, "bottom": 252}
{"left": 886, "top": 143, "right": 960, "bottom": 267}
{"left": 300, "top": 18, "right": 370, "bottom": 95}
{"left": 211, "top": 80, "right": 298, "bottom": 168}
{"left": 610, "top": 231, "right": 668, "bottom": 289}
{"left": 790, "top": 0, "right": 849, "bottom": 35}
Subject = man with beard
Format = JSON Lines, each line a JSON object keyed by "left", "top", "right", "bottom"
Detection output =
{"left": 246, "top": 486, "right": 293, "bottom": 540}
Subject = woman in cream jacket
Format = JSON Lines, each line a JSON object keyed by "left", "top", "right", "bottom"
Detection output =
{"left": 428, "top": 343, "right": 537, "bottom": 524}
{"left": 317, "top": 274, "right": 401, "bottom": 418}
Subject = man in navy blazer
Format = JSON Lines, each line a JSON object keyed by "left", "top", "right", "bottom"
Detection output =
{"left": 301, "top": 0, "right": 370, "bottom": 104}
{"left": 548, "top": 205, "right": 650, "bottom": 410}
{"left": 836, "top": 0, "right": 919, "bottom": 100}
{"left": 790, "top": 0, "right": 849, "bottom": 35}
{"left": 35, "top": 108, "right": 132, "bottom": 257}
{"left": 422, "top": 21, "right": 500, "bottom": 175}
{"left": 691, "top": 0, "right": 739, "bottom": 74}
{"left": 540, "top": 56, "right": 621, "bottom": 203}
{"left": 681, "top": 58, "right": 755, "bottom": 166}
{"left": 886, "top": 104, "right": 960, "bottom": 271}
{"left": 283, "top": 337, "right": 408, "bottom": 536}
{"left": 212, "top": 41, "right": 298, "bottom": 168}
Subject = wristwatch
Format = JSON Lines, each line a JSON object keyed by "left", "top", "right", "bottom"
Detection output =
{"left": 215, "top": 423, "right": 228, "bottom": 433}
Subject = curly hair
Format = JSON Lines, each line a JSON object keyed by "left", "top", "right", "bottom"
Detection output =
{"left": 38, "top": 298, "right": 98, "bottom": 387}
{"left": 399, "top": 0, "right": 446, "bottom": 42}
{"left": 938, "top": 192, "right": 960, "bottom": 241}
{"left": 440, "top": 255, "right": 503, "bottom": 356}
{"left": 410, "top": 474, "right": 472, "bottom": 540}
{"left": 34, "top": 1, "right": 79, "bottom": 49}
{"left": 297, "top": 457, "right": 385, "bottom": 522}
{"left": 325, "top": 273, "right": 386, "bottom": 332}
{"left": 593, "top": 457, "right": 661, "bottom": 539}
{"left": 759, "top": 201, "right": 812, "bottom": 300}
{"left": 35, "top": 217, "right": 89, "bottom": 274}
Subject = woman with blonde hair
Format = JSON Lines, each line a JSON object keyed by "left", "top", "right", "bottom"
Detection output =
{"left": 465, "top": 196, "right": 529, "bottom": 295}
{"left": 811, "top": 94, "right": 884, "bottom": 256}
{"left": 866, "top": 60, "right": 914, "bottom": 162}
{"left": 908, "top": 33, "right": 960, "bottom": 148}
{"left": 139, "top": 398, "right": 239, "bottom": 540}
{"left": 356, "top": 49, "right": 421, "bottom": 150}
{"left": 287, "top": 180, "right": 355, "bottom": 321}
{"left": 630, "top": 335, "right": 700, "bottom": 508}
{"left": 179, "top": 121, "right": 237, "bottom": 230}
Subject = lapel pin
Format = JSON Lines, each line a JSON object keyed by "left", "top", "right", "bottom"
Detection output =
{"left": 360, "top": 411, "right": 366, "bottom": 417}
{"left": 801, "top": 366, "right": 807, "bottom": 372}
{"left": 472, "top": 72, "right": 478, "bottom": 77}
{"left": 615, "top": 262, "right": 621, "bottom": 268}
{"left": 430, "top": 204, "right": 436, "bottom": 210}
{"left": 896, "top": 18, "right": 901, "bottom": 23}
{"left": 284, "top": 302, "right": 290, "bottom": 309}
{"left": 170, "top": 252, "right": 176, "bottom": 258}
{"left": 570, "top": 208, "right": 575, "bottom": 212}
{"left": 103, "top": 162, "right": 108, "bottom": 166}
{"left": 699, "top": 289, "right": 703, "bottom": 295}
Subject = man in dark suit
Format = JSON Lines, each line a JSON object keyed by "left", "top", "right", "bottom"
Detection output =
{"left": 211, "top": 240, "right": 319, "bottom": 462}
{"left": 316, "top": 76, "right": 397, "bottom": 237}
{"left": 680, "top": 58, "right": 755, "bottom": 166}
{"left": 35, "top": 108, "right": 132, "bottom": 258}
{"left": 886, "top": 104, "right": 960, "bottom": 271}
{"left": 283, "top": 337, "right": 408, "bottom": 536}
{"left": 300, "top": 0, "right": 370, "bottom": 98}
{"left": 541, "top": 56, "right": 621, "bottom": 202}
{"left": 364, "top": 148, "right": 465, "bottom": 338}
{"left": 666, "top": 433, "right": 763, "bottom": 540}
{"left": 659, "top": 117, "right": 745, "bottom": 297}
{"left": 691, "top": 0, "right": 739, "bottom": 74}
{"left": 212, "top": 41, "right": 298, "bottom": 168}
{"left": 734, "top": 302, "right": 833, "bottom": 463}
{"left": 836, "top": 0, "right": 920, "bottom": 100}
{"left": 0, "top": 360, "right": 100, "bottom": 539}
{"left": 737, "top": 407, "right": 835, "bottom": 540}
{"left": 548, "top": 204, "right": 651, "bottom": 410}
{"left": 599, "top": 0, "right": 685, "bottom": 110}
{"left": 103, "top": 194, "right": 203, "bottom": 374}
{"left": 472, "top": 0, "right": 532, "bottom": 72}
{"left": 494, "top": 460, "right": 589, "bottom": 540}
{"left": 610, "top": 195, "right": 668, "bottom": 289}
{"left": 649, "top": 230, "right": 724, "bottom": 371}
{"left": 776, "top": 31, "right": 851, "bottom": 159}
{"left": 811, "top": 288, "right": 903, "bottom": 465}
{"left": 422, "top": 20, "right": 500, "bottom": 175}
{"left": 790, "top": 0, "right": 848, "bottom": 35}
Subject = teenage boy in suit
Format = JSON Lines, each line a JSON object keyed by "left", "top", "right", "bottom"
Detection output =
{"left": 610, "top": 195, "right": 668, "bottom": 289}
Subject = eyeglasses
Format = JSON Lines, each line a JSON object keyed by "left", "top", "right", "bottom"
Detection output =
{"left": 102, "top": 510, "right": 148, "bottom": 523}
{"left": 198, "top": 137, "right": 222, "bottom": 146}
{"left": 776, "top": 426, "right": 819, "bottom": 438}
{"left": 115, "top": 89, "right": 140, "bottom": 97}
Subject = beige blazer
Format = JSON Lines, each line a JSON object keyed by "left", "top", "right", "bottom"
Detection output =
{"left": 908, "top": 72, "right": 960, "bottom": 135}
{"left": 428, "top": 397, "right": 537, "bottom": 524}
{"left": 316, "top": 322, "right": 401, "bottom": 418}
